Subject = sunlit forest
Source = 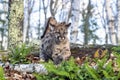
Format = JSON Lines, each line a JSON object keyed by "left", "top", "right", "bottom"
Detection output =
{"left": 0, "top": 0, "right": 120, "bottom": 79}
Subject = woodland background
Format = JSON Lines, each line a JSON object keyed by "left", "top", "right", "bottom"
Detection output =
{"left": 1, "top": 0, "right": 120, "bottom": 79}
{"left": 0, "top": 0, "right": 120, "bottom": 50}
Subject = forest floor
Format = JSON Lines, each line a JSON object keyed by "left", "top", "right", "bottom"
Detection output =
{"left": 0, "top": 44, "right": 119, "bottom": 80}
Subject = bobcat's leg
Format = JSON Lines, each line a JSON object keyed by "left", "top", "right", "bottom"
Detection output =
{"left": 39, "top": 52, "right": 45, "bottom": 62}
{"left": 40, "top": 50, "right": 50, "bottom": 62}
{"left": 61, "top": 48, "right": 71, "bottom": 60}
{"left": 52, "top": 52, "right": 63, "bottom": 65}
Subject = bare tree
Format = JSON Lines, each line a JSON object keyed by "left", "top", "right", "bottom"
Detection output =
{"left": 23, "top": 0, "right": 34, "bottom": 43}
{"left": 37, "top": 0, "right": 41, "bottom": 39}
{"left": 59, "top": 0, "right": 71, "bottom": 22}
{"left": 106, "top": 0, "right": 117, "bottom": 45}
{"left": 117, "top": 0, "right": 120, "bottom": 44}
{"left": 50, "top": 0, "right": 58, "bottom": 17}
{"left": 23, "top": 0, "right": 28, "bottom": 43}
{"left": 0, "top": 0, "right": 8, "bottom": 49}
{"left": 103, "top": 0, "right": 109, "bottom": 44}
{"left": 82, "top": 1, "right": 92, "bottom": 45}
{"left": 70, "top": 0, "right": 80, "bottom": 43}
{"left": 96, "top": 0, "right": 108, "bottom": 44}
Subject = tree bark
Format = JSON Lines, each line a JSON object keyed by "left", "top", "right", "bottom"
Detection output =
{"left": 117, "top": 0, "right": 120, "bottom": 44}
{"left": 23, "top": 0, "right": 28, "bottom": 43}
{"left": 50, "top": 0, "right": 58, "bottom": 17}
{"left": 0, "top": 0, "right": 8, "bottom": 50}
{"left": 82, "top": 0, "right": 92, "bottom": 45}
{"left": 70, "top": 0, "right": 80, "bottom": 43}
{"left": 106, "top": 0, "right": 117, "bottom": 45}
{"left": 8, "top": 0, "right": 23, "bottom": 48}
{"left": 38, "top": 0, "right": 41, "bottom": 39}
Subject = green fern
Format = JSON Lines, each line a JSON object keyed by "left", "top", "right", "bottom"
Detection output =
{"left": 0, "top": 67, "right": 5, "bottom": 80}
{"left": 33, "top": 48, "right": 120, "bottom": 80}
{"left": 112, "top": 46, "right": 120, "bottom": 53}
{"left": 35, "top": 57, "right": 80, "bottom": 80}
{"left": 9, "top": 43, "right": 32, "bottom": 64}
{"left": 85, "top": 63, "right": 100, "bottom": 80}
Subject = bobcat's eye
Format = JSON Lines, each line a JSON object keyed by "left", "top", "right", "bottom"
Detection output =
{"left": 55, "top": 53, "right": 58, "bottom": 56}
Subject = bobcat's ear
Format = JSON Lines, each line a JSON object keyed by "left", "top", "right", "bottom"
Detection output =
{"left": 49, "top": 17, "right": 57, "bottom": 25}
{"left": 66, "top": 23, "right": 71, "bottom": 28}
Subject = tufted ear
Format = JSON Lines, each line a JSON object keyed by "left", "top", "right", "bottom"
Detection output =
{"left": 65, "top": 23, "right": 71, "bottom": 28}
{"left": 49, "top": 17, "right": 57, "bottom": 25}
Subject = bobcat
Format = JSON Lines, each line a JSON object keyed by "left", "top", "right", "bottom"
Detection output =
{"left": 40, "top": 22, "right": 71, "bottom": 64}
{"left": 41, "top": 17, "right": 57, "bottom": 39}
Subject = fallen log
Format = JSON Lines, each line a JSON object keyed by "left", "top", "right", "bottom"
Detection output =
{"left": 0, "top": 61, "right": 47, "bottom": 74}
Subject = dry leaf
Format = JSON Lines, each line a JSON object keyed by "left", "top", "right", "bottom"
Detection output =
{"left": 94, "top": 49, "right": 108, "bottom": 58}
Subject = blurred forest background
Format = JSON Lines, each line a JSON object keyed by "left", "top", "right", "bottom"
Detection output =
{"left": 0, "top": 0, "right": 120, "bottom": 50}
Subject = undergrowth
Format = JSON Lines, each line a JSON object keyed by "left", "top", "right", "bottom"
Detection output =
{"left": 1, "top": 45, "right": 120, "bottom": 80}
{"left": 8, "top": 43, "right": 32, "bottom": 64}
{"left": 34, "top": 46, "right": 120, "bottom": 80}
{"left": 0, "top": 67, "right": 5, "bottom": 80}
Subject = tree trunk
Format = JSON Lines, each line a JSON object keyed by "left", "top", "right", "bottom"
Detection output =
{"left": 38, "top": 0, "right": 41, "bottom": 39}
{"left": 106, "top": 0, "right": 117, "bottom": 45}
{"left": 82, "top": 0, "right": 92, "bottom": 45}
{"left": 42, "top": 0, "right": 47, "bottom": 20}
{"left": 0, "top": 0, "right": 8, "bottom": 50}
{"left": 8, "top": 0, "right": 23, "bottom": 48}
{"left": 50, "top": 0, "right": 58, "bottom": 17}
{"left": 101, "top": 1, "right": 108, "bottom": 44}
{"left": 59, "top": 0, "right": 71, "bottom": 22}
{"left": 24, "top": 0, "right": 34, "bottom": 43}
{"left": 70, "top": 0, "right": 80, "bottom": 43}
{"left": 117, "top": 0, "right": 120, "bottom": 44}
{"left": 23, "top": 0, "right": 28, "bottom": 43}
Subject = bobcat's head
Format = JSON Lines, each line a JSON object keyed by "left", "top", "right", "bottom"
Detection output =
{"left": 50, "top": 22, "right": 71, "bottom": 43}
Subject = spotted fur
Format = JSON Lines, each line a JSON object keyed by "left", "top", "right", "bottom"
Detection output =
{"left": 40, "top": 22, "right": 71, "bottom": 64}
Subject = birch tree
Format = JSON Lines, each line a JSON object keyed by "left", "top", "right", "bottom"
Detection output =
{"left": 70, "top": 0, "right": 80, "bottom": 43}
{"left": 106, "top": 0, "right": 117, "bottom": 45}
{"left": 23, "top": 0, "right": 34, "bottom": 43}
{"left": 23, "top": 0, "right": 28, "bottom": 43}
{"left": 8, "top": 0, "right": 24, "bottom": 48}
{"left": 117, "top": 0, "right": 120, "bottom": 44}
{"left": 59, "top": 0, "right": 71, "bottom": 22}
{"left": 37, "top": 0, "right": 41, "bottom": 39}
{"left": 3, "top": 0, "right": 8, "bottom": 50}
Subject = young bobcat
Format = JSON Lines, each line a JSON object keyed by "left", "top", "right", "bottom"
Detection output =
{"left": 41, "top": 17, "right": 57, "bottom": 39}
{"left": 40, "top": 22, "right": 71, "bottom": 64}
